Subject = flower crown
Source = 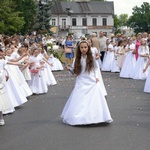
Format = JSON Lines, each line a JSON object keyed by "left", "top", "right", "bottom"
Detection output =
{"left": 78, "top": 39, "right": 89, "bottom": 46}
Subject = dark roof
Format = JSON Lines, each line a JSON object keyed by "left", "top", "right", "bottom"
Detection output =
{"left": 51, "top": 1, "right": 114, "bottom": 15}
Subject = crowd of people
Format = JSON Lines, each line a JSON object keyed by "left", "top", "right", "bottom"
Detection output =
{"left": 96, "top": 31, "right": 150, "bottom": 92}
{"left": 0, "top": 31, "right": 150, "bottom": 126}
{"left": 87, "top": 31, "right": 150, "bottom": 89}
{"left": 0, "top": 34, "right": 64, "bottom": 126}
{"left": 61, "top": 31, "right": 150, "bottom": 125}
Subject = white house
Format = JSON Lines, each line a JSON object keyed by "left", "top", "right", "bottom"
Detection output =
{"left": 50, "top": 1, "right": 114, "bottom": 38}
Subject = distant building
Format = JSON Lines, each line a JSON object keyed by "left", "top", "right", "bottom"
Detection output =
{"left": 50, "top": 1, "right": 114, "bottom": 38}
{"left": 119, "top": 26, "right": 134, "bottom": 37}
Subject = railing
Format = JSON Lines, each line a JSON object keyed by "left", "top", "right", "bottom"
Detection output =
{"left": 59, "top": 25, "right": 70, "bottom": 30}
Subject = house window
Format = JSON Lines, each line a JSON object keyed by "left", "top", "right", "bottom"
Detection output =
{"left": 72, "top": 18, "right": 76, "bottom": 26}
{"left": 102, "top": 18, "right": 107, "bottom": 26}
{"left": 92, "top": 18, "right": 97, "bottom": 26}
{"left": 62, "top": 18, "right": 66, "bottom": 27}
{"left": 51, "top": 19, "right": 56, "bottom": 26}
{"left": 82, "top": 18, "right": 87, "bottom": 26}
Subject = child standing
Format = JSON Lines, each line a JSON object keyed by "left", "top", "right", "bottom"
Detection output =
{"left": 120, "top": 37, "right": 136, "bottom": 78}
{"left": 0, "top": 50, "right": 17, "bottom": 125}
{"left": 101, "top": 40, "right": 114, "bottom": 71}
{"left": 87, "top": 38, "right": 107, "bottom": 96}
{"left": 29, "top": 48, "right": 48, "bottom": 94}
{"left": 131, "top": 38, "right": 149, "bottom": 80}
{"left": 61, "top": 40, "right": 113, "bottom": 125}
{"left": 18, "top": 47, "right": 31, "bottom": 81}
{"left": 143, "top": 58, "right": 150, "bottom": 93}
{"left": 116, "top": 40, "right": 126, "bottom": 70}
{"left": 0, "top": 70, "right": 6, "bottom": 126}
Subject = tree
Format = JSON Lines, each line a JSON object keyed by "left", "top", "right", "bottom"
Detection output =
{"left": 127, "top": 2, "right": 150, "bottom": 34}
{"left": 119, "top": 14, "right": 128, "bottom": 26}
{"left": 33, "top": 0, "right": 53, "bottom": 34}
{"left": 0, "top": 0, "right": 25, "bottom": 35}
{"left": 87, "top": 0, "right": 105, "bottom": 1}
{"left": 13, "top": 0, "right": 36, "bottom": 35}
{"left": 113, "top": 14, "right": 129, "bottom": 34}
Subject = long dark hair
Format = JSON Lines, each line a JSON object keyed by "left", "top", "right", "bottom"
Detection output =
{"left": 74, "top": 41, "right": 94, "bottom": 76}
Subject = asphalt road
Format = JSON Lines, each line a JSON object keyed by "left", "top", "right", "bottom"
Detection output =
{"left": 0, "top": 70, "right": 150, "bottom": 150}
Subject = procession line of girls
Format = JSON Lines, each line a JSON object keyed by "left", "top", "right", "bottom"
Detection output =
{"left": 100, "top": 37, "right": 150, "bottom": 93}
{"left": 0, "top": 42, "right": 58, "bottom": 126}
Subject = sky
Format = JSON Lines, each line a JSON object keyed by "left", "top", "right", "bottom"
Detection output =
{"left": 106, "top": 0, "right": 150, "bottom": 16}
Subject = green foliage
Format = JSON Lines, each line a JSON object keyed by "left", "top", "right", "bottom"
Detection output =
{"left": 0, "top": 0, "right": 25, "bottom": 35}
{"left": 119, "top": 14, "right": 128, "bottom": 26}
{"left": 127, "top": 2, "right": 150, "bottom": 34}
{"left": 114, "top": 15, "right": 121, "bottom": 29}
{"left": 33, "top": 0, "right": 53, "bottom": 34}
{"left": 89, "top": 0, "right": 105, "bottom": 1}
{"left": 13, "top": 0, "right": 37, "bottom": 34}
{"left": 113, "top": 14, "right": 128, "bottom": 35}
{"left": 51, "top": 0, "right": 105, "bottom": 1}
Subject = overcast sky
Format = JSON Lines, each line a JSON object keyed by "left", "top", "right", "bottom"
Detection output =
{"left": 106, "top": 0, "right": 150, "bottom": 16}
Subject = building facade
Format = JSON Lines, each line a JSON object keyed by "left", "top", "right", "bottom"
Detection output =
{"left": 50, "top": 1, "right": 114, "bottom": 38}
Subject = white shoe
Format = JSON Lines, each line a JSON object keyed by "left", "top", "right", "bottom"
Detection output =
{"left": 0, "top": 119, "right": 5, "bottom": 126}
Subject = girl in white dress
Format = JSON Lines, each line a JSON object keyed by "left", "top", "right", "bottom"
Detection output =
{"left": 38, "top": 43, "right": 57, "bottom": 86}
{"left": 61, "top": 40, "right": 113, "bottom": 125}
{"left": 0, "top": 50, "right": 18, "bottom": 125}
{"left": 29, "top": 48, "right": 48, "bottom": 94}
{"left": 101, "top": 40, "right": 114, "bottom": 71}
{"left": 111, "top": 43, "right": 120, "bottom": 73}
{"left": 39, "top": 49, "right": 57, "bottom": 86}
{"left": 131, "top": 38, "right": 149, "bottom": 80}
{"left": 18, "top": 47, "right": 31, "bottom": 81}
{"left": 48, "top": 54, "right": 63, "bottom": 71}
{"left": 88, "top": 38, "right": 107, "bottom": 96}
{"left": 4, "top": 49, "right": 29, "bottom": 107}
{"left": 0, "top": 70, "right": 6, "bottom": 126}
{"left": 120, "top": 38, "right": 136, "bottom": 78}
{"left": 6, "top": 48, "right": 32, "bottom": 98}
{"left": 143, "top": 58, "right": 150, "bottom": 93}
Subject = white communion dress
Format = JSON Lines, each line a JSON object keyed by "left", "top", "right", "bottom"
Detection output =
{"left": 120, "top": 43, "right": 136, "bottom": 78}
{"left": 144, "top": 67, "right": 150, "bottom": 93}
{"left": 61, "top": 55, "right": 113, "bottom": 125}
{"left": 48, "top": 54, "right": 63, "bottom": 71}
{"left": 0, "top": 70, "right": 15, "bottom": 114}
{"left": 131, "top": 46, "right": 149, "bottom": 80}
{"left": 91, "top": 47, "right": 107, "bottom": 96}
{"left": 0, "top": 60, "right": 15, "bottom": 114}
{"left": 29, "top": 55, "right": 48, "bottom": 94}
{"left": 39, "top": 54, "right": 57, "bottom": 86}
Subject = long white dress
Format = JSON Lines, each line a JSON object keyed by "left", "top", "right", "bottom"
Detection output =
{"left": 111, "top": 46, "right": 120, "bottom": 73}
{"left": 20, "top": 56, "right": 31, "bottom": 81}
{"left": 131, "top": 46, "right": 149, "bottom": 80}
{"left": 48, "top": 54, "right": 64, "bottom": 71}
{"left": 144, "top": 67, "right": 150, "bottom": 93}
{"left": 61, "top": 56, "right": 113, "bottom": 125}
{"left": 91, "top": 47, "right": 107, "bottom": 96}
{"left": 101, "top": 43, "right": 114, "bottom": 71}
{"left": 9, "top": 53, "right": 32, "bottom": 97}
{"left": 0, "top": 60, "right": 15, "bottom": 114}
{"left": 28, "top": 55, "right": 48, "bottom": 94}
{"left": 120, "top": 43, "right": 136, "bottom": 78}
{"left": 3, "top": 57, "right": 28, "bottom": 107}
{"left": 39, "top": 54, "right": 57, "bottom": 86}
